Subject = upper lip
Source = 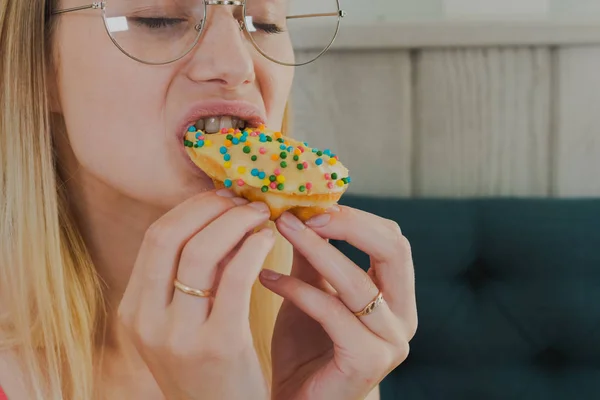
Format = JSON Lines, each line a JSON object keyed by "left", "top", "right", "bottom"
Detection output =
{"left": 177, "top": 100, "right": 267, "bottom": 139}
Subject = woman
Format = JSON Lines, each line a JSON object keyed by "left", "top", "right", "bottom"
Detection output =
{"left": 0, "top": 0, "right": 417, "bottom": 398}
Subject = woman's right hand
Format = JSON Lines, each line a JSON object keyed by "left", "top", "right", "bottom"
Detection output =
{"left": 118, "top": 189, "right": 274, "bottom": 400}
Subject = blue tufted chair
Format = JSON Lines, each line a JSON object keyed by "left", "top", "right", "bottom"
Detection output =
{"left": 333, "top": 196, "right": 600, "bottom": 400}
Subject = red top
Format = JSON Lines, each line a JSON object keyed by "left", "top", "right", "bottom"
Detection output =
{"left": 0, "top": 386, "right": 7, "bottom": 400}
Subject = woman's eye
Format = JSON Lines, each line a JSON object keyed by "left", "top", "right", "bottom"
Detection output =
{"left": 131, "top": 17, "right": 186, "bottom": 29}
{"left": 253, "top": 23, "right": 284, "bottom": 34}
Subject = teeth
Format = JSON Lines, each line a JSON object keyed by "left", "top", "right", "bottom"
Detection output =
{"left": 194, "top": 116, "right": 249, "bottom": 134}
{"left": 205, "top": 117, "right": 219, "bottom": 134}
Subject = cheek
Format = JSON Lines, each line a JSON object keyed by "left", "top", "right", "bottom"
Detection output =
{"left": 257, "top": 62, "right": 294, "bottom": 130}
{"left": 54, "top": 20, "right": 198, "bottom": 207}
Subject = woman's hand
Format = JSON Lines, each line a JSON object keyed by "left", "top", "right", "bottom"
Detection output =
{"left": 261, "top": 207, "right": 417, "bottom": 400}
{"left": 118, "top": 189, "right": 274, "bottom": 400}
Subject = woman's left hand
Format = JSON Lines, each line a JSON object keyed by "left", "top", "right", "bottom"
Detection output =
{"left": 260, "top": 206, "right": 418, "bottom": 400}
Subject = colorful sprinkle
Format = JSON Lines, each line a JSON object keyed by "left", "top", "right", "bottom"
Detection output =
{"left": 324, "top": 173, "right": 331, "bottom": 180}
{"left": 280, "top": 144, "right": 286, "bottom": 150}
{"left": 270, "top": 182, "right": 278, "bottom": 189}
{"left": 258, "top": 171, "right": 266, "bottom": 179}
{"left": 221, "top": 128, "right": 228, "bottom": 134}
{"left": 224, "top": 179, "right": 232, "bottom": 187}
{"left": 271, "top": 154, "right": 279, "bottom": 161}
{"left": 237, "top": 179, "right": 245, "bottom": 187}
{"left": 205, "top": 139, "right": 212, "bottom": 146}
{"left": 274, "top": 132, "right": 283, "bottom": 139}
{"left": 306, "top": 182, "right": 313, "bottom": 190}
{"left": 337, "top": 180, "right": 344, "bottom": 187}
{"left": 331, "top": 173, "right": 338, "bottom": 180}
{"left": 232, "top": 137, "right": 240, "bottom": 145}
{"left": 293, "top": 155, "right": 299, "bottom": 161}
{"left": 251, "top": 168, "right": 259, "bottom": 176}
{"left": 294, "top": 148, "right": 302, "bottom": 156}
{"left": 219, "top": 146, "right": 228, "bottom": 154}
{"left": 280, "top": 152, "right": 288, "bottom": 159}
{"left": 299, "top": 185, "right": 306, "bottom": 192}
{"left": 327, "top": 182, "right": 334, "bottom": 189}
{"left": 261, "top": 186, "right": 269, "bottom": 192}
{"left": 188, "top": 126, "right": 196, "bottom": 132}
{"left": 224, "top": 154, "right": 231, "bottom": 161}
{"left": 240, "top": 136, "right": 247, "bottom": 143}
{"left": 237, "top": 166, "right": 246, "bottom": 174}
{"left": 243, "top": 146, "right": 251, "bottom": 154}
{"left": 260, "top": 147, "right": 267, "bottom": 154}
{"left": 251, "top": 155, "right": 258, "bottom": 161}
{"left": 277, "top": 183, "right": 284, "bottom": 191}
{"left": 269, "top": 175, "right": 277, "bottom": 182}
{"left": 197, "top": 141, "right": 205, "bottom": 148}
{"left": 226, "top": 134, "right": 233, "bottom": 140}
{"left": 316, "top": 151, "right": 323, "bottom": 156}
{"left": 328, "top": 158, "right": 337, "bottom": 166}
{"left": 297, "top": 164, "right": 304, "bottom": 170}
{"left": 228, "top": 128, "right": 235, "bottom": 133}
{"left": 274, "top": 168, "right": 281, "bottom": 176}
{"left": 224, "top": 161, "right": 232, "bottom": 168}
{"left": 224, "top": 140, "right": 233, "bottom": 147}
{"left": 315, "top": 158, "right": 323, "bottom": 166}
{"left": 277, "top": 175, "right": 285, "bottom": 183}
{"left": 302, "top": 161, "right": 309, "bottom": 169}
{"left": 280, "top": 161, "right": 288, "bottom": 168}
{"left": 287, "top": 146, "right": 293, "bottom": 152}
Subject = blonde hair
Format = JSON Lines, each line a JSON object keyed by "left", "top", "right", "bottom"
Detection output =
{"left": 0, "top": 0, "right": 292, "bottom": 398}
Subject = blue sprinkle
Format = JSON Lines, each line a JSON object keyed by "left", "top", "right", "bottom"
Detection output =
{"left": 280, "top": 144, "right": 286, "bottom": 150}
{"left": 219, "top": 146, "right": 228, "bottom": 154}
{"left": 251, "top": 168, "right": 259, "bottom": 176}
{"left": 258, "top": 171, "right": 266, "bottom": 179}
{"left": 347, "top": 177, "right": 352, "bottom": 183}
{"left": 240, "top": 136, "right": 247, "bottom": 142}
{"left": 224, "top": 179, "right": 232, "bottom": 188}
{"left": 188, "top": 126, "right": 196, "bottom": 132}
{"left": 224, "top": 154, "right": 231, "bottom": 161}
{"left": 195, "top": 133, "right": 202, "bottom": 140}
{"left": 197, "top": 140, "right": 205, "bottom": 148}
{"left": 315, "top": 158, "right": 323, "bottom": 166}
{"left": 232, "top": 138, "right": 240, "bottom": 145}
{"left": 323, "top": 149, "right": 331, "bottom": 156}
{"left": 311, "top": 148, "right": 318, "bottom": 153}
{"left": 304, "top": 142, "right": 309, "bottom": 146}
{"left": 287, "top": 146, "right": 293, "bottom": 152}
{"left": 259, "top": 137, "right": 267, "bottom": 142}
{"left": 331, "top": 153, "right": 336, "bottom": 158}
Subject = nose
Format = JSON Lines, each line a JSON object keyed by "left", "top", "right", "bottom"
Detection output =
{"left": 185, "top": 6, "right": 255, "bottom": 91}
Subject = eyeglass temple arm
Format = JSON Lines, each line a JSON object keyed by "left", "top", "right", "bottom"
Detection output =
{"left": 52, "top": 2, "right": 101, "bottom": 15}
{"left": 287, "top": 10, "right": 346, "bottom": 20}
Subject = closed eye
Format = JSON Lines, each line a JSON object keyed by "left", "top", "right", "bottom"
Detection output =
{"left": 130, "top": 17, "right": 186, "bottom": 29}
{"left": 253, "top": 22, "right": 284, "bottom": 34}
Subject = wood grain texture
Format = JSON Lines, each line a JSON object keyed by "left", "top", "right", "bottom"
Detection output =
{"left": 554, "top": 46, "right": 600, "bottom": 197}
{"left": 290, "top": 50, "right": 413, "bottom": 197}
{"left": 413, "top": 47, "right": 552, "bottom": 197}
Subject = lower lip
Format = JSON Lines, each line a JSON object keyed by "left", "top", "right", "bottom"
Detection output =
{"left": 177, "top": 135, "right": 212, "bottom": 179}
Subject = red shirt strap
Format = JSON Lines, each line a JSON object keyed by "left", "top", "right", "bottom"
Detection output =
{"left": 0, "top": 385, "right": 7, "bottom": 400}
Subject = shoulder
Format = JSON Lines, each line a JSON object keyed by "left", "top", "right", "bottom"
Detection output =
{"left": 0, "top": 350, "right": 29, "bottom": 399}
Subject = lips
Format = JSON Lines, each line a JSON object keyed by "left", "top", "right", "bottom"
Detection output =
{"left": 177, "top": 100, "right": 266, "bottom": 142}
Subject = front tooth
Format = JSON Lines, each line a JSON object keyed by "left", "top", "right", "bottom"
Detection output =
{"left": 205, "top": 117, "right": 219, "bottom": 133}
{"left": 219, "top": 116, "right": 233, "bottom": 131}
{"left": 195, "top": 119, "right": 205, "bottom": 130}
{"left": 231, "top": 117, "right": 239, "bottom": 130}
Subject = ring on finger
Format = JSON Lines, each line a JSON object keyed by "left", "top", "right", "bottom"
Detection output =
{"left": 174, "top": 279, "right": 214, "bottom": 298}
{"left": 352, "top": 290, "right": 384, "bottom": 317}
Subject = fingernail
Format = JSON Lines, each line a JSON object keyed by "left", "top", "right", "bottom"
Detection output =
{"left": 305, "top": 213, "right": 331, "bottom": 228}
{"left": 248, "top": 202, "right": 270, "bottom": 213}
{"left": 216, "top": 189, "right": 235, "bottom": 198}
{"left": 260, "top": 269, "right": 282, "bottom": 281}
{"left": 326, "top": 205, "right": 341, "bottom": 213}
{"left": 279, "top": 212, "right": 305, "bottom": 231}
{"left": 232, "top": 197, "right": 249, "bottom": 206}
{"left": 260, "top": 227, "right": 274, "bottom": 236}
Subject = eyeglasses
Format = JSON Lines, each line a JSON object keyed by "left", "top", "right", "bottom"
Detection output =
{"left": 51, "top": 0, "right": 346, "bottom": 66}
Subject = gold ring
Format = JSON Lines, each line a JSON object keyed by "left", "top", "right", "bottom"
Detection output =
{"left": 174, "top": 279, "right": 214, "bottom": 298}
{"left": 353, "top": 290, "right": 384, "bottom": 317}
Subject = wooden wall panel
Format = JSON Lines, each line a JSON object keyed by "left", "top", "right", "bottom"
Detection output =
{"left": 554, "top": 46, "right": 600, "bottom": 197}
{"left": 413, "top": 47, "right": 552, "bottom": 197}
{"left": 291, "top": 50, "right": 413, "bottom": 197}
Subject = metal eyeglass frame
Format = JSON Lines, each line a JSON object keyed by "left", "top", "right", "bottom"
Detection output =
{"left": 51, "top": 0, "right": 346, "bottom": 67}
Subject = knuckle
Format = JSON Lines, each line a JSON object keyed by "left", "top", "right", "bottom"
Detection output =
{"left": 393, "top": 341, "right": 411, "bottom": 365}
{"left": 144, "top": 221, "right": 175, "bottom": 249}
{"left": 353, "top": 271, "right": 377, "bottom": 294}
{"left": 323, "top": 295, "right": 349, "bottom": 320}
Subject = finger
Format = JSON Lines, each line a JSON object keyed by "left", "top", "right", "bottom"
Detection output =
{"left": 210, "top": 228, "right": 276, "bottom": 329}
{"left": 304, "top": 207, "right": 416, "bottom": 329}
{"left": 123, "top": 189, "right": 245, "bottom": 317}
{"left": 291, "top": 248, "right": 336, "bottom": 295}
{"left": 171, "top": 202, "right": 271, "bottom": 320}
{"left": 259, "top": 269, "right": 378, "bottom": 348}
{"left": 277, "top": 212, "right": 406, "bottom": 342}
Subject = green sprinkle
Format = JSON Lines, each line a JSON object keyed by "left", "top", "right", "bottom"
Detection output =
{"left": 280, "top": 161, "right": 288, "bottom": 168}
{"left": 277, "top": 138, "right": 285, "bottom": 143}
{"left": 293, "top": 155, "right": 299, "bottom": 161}
{"left": 316, "top": 151, "right": 323, "bottom": 156}
{"left": 266, "top": 136, "right": 273, "bottom": 142}
{"left": 261, "top": 186, "right": 269, "bottom": 193}
{"left": 297, "top": 164, "right": 304, "bottom": 170}
{"left": 277, "top": 183, "right": 284, "bottom": 191}
{"left": 243, "top": 146, "right": 251, "bottom": 154}
{"left": 342, "top": 177, "right": 348, "bottom": 184}
{"left": 269, "top": 175, "right": 276, "bottom": 182}
{"left": 331, "top": 173, "right": 338, "bottom": 180}
{"left": 226, "top": 134, "right": 233, "bottom": 140}
{"left": 280, "top": 152, "right": 288, "bottom": 159}
{"left": 194, "top": 143, "right": 199, "bottom": 148}
{"left": 299, "top": 185, "right": 306, "bottom": 192}
{"left": 251, "top": 155, "right": 258, "bottom": 161}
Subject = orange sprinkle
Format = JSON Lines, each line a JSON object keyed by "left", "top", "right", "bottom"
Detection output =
{"left": 274, "top": 132, "right": 283, "bottom": 139}
{"left": 294, "top": 149, "right": 302, "bottom": 156}
{"left": 271, "top": 154, "right": 279, "bottom": 161}
{"left": 228, "top": 128, "right": 235, "bottom": 133}
{"left": 225, "top": 140, "right": 233, "bottom": 147}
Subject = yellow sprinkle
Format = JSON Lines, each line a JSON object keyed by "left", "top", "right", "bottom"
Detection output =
{"left": 294, "top": 149, "right": 302, "bottom": 156}
{"left": 224, "top": 161, "right": 232, "bottom": 168}
{"left": 237, "top": 166, "right": 246, "bottom": 174}
{"left": 263, "top": 178, "right": 270, "bottom": 186}
{"left": 328, "top": 158, "right": 337, "bottom": 165}
{"left": 271, "top": 154, "right": 279, "bottom": 161}
{"left": 225, "top": 140, "right": 233, "bottom": 147}
{"left": 336, "top": 179, "right": 344, "bottom": 187}
{"left": 205, "top": 140, "right": 212, "bottom": 147}
{"left": 276, "top": 175, "right": 285, "bottom": 183}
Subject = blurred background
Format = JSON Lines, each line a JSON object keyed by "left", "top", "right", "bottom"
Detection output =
{"left": 290, "top": 0, "right": 600, "bottom": 199}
